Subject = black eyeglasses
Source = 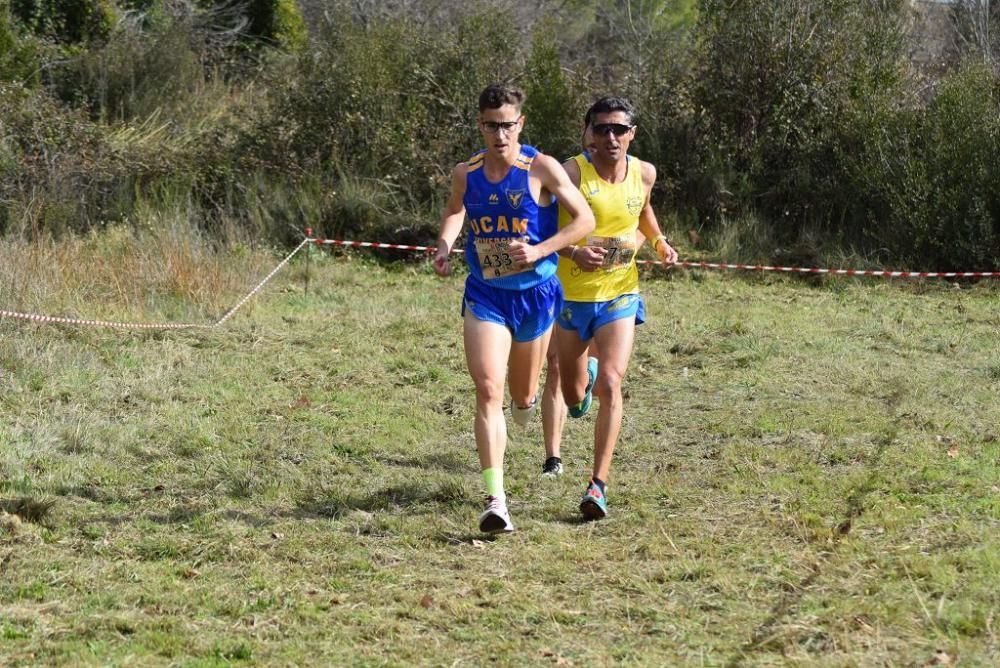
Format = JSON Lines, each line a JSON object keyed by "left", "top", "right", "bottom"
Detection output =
{"left": 481, "top": 118, "right": 521, "bottom": 134}
{"left": 591, "top": 123, "right": 634, "bottom": 137}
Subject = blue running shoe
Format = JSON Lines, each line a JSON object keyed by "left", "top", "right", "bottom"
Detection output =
{"left": 579, "top": 479, "right": 608, "bottom": 520}
{"left": 568, "top": 356, "right": 598, "bottom": 418}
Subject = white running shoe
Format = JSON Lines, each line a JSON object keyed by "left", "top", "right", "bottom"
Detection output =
{"left": 511, "top": 397, "right": 537, "bottom": 428}
{"left": 478, "top": 496, "right": 514, "bottom": 534}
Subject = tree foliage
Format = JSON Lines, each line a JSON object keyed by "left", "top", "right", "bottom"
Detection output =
{"left": 2, "top": 0, "right": 1000, "bottom": 268}
{"left": 1, "top": 1, "right": 43, "bottom": 83}
{"left": 694, "top": 0, "right": 908, "bottom": 226}
{"left": 9, "top": 0, "right": 115, "bottom": 43}
{"left": 851, "top": 62, "right": 1000, "bottom": 266}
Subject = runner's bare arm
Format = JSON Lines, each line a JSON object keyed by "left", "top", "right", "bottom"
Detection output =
{"left": 558, "top": 156, "right": 605, "bottom": 271}
{"left": 636, "top": 160, "right": 677, "bottom": 264}
{"left": 507, "top": 154, "right": 594, "bottom": 266}
{"left": 434, "top": 163, "right": 468, "bottom": 276}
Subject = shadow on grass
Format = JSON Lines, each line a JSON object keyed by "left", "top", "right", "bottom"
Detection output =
{"left": 553, "top": 512, "right": 592, "bottom": 526}
{"left": 0, "top": 497, "right": 56, "bottom": 525}
{"left": 218, "top": 509, "right": 275, "bottom": 527}
{"left": 429, "top": 512, "right": 597, "bottom": 546}
{"left": 72, "top": 480, "right": 472, "bottom": 529}
{"left": 378, "top": 450, "right": 471, "bottom": 474}
{"left": 433, "top": 531, "right": 506, "bottom": 546}
{"left": 294, "top": 479, "right": 468, "bottom": 518}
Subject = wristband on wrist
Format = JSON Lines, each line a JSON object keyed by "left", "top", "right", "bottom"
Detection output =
{"left": 569, "top": 245, "right": 579, "bottom": 261}
{"left": 652, "top": 234, "right": 668, "bottom": 249}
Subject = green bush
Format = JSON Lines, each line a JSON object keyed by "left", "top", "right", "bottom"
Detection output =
{"left": 850, "top": 63, "right": 1000, "bottom": 269}
{"left": 622, "top": 20, "right": 709, "bottom": 216}
{"left": 693, "top": 0, "right": 908, "bottom": 239}
{"left": 0, "top": 78, "right": 205, "bottom": 237}
{"left": 241, "top": 10, "right": 524, "bottom": 242}
{"left": 521, "top": 26, "right": 590, "bottom": 161}
{"left": 243, "top": 0, "right": 306, "bottom": 51}
{"left": 1, "top": 2, "right": 43, "bottom": 84}
{"left": 9, "top": 0, "right": 114, "bottom": 44}
{"left": 0, "top": 82, "right": 119, "bottom": 235}
{"left": 48, "top": 17, "right": 204, "bottom": 121}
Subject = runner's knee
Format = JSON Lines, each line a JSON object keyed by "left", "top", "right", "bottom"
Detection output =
{"left": 595, "top": 369, "right": 624, "bottom": 401}
{"left": 473, "top": 377, "right": 505, "bottom": 407}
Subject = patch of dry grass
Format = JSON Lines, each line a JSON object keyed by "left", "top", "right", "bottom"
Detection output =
{"left": 0, "top": 219, "right": 275, "bottom": 325}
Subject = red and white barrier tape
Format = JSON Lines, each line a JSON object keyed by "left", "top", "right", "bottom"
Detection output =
{"left": 658, "top": 261, "right": 1000, "bottom": 278}
{"left": 4, "top": 233, "right": 996, "bottom": 332}
{"left": 215, "top": 239, "right": 310, "bottom": 326}
{"left": 0, "top": 239, "right": 310, "bottom": 331}
{"left": 313, "top": 237, "right": 1000, "bottom": 278}
{"left": 0, "top": 310, "right": 207, "bottom": 330}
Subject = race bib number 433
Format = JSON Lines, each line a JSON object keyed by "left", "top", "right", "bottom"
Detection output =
{"left": 587, "top": 234, "right": 636, "bottom": 270}
{"left": 475, "top": 237, "right": 532, "bottom": 279}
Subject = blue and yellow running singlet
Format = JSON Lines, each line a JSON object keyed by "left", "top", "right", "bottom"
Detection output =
{"left": 463, "top": 145, "right": 558, "bottom": 290}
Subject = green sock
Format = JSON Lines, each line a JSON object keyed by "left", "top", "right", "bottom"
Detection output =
{"left": 482, "top": 468, "right": 504, "bottom": 499}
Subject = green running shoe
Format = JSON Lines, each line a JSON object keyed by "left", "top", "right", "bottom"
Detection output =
{"left": 579, "top": 479, "right": 608, "bottom": 520}
{"left": 568, "top": 356, "right": 598, "bottom": 418}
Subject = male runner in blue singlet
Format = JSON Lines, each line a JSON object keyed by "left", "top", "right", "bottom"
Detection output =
{"left": 433, "top": 83, "right": 595, "bottom": 533}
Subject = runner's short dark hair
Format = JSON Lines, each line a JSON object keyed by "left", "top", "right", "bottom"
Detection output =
{"left": 584, "top": 96, "right": 637, "bottom": 127}
{"left": 479, "top": 83, "right": 526, "bottom": 112}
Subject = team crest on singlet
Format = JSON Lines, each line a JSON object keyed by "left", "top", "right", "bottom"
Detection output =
{"left": 506, "top": 189, "right": 525, "bottom": 209}
{"left": 626, "top": 196, "right": 643, "bottom": 217}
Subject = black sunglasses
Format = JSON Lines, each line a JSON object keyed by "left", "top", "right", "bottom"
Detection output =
{"left": 591, "top": 122, "right": 634, "bottom": 137}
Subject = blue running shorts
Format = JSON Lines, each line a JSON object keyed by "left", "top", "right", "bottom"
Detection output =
{"left": 462, "top": 275, "right": 563, "bottom": 343}
{"left": 556, "top": 293, "right": 645, "bottom": 341}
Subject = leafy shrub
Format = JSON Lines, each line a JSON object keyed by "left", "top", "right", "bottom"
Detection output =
{"left": 49, "top": 16, "right": 204, "bottom": 120}
{"left": 693, "top": 0, "right": 908, "bottom": 240}
{"left": 242, "top": 0, "right": 306, "bottom": 50}
{"left": 850, "top": 63, "right": 1000, "bottom": 268}
{"left": 0, "top": 79, "right": 202, "bottom": 237}
{"left": 623, "top": 21, "right": 710, "bottom": 215}
{"left": 521, "top": 27, "right": 591, "bottom": 161}
{"left": 1, "top": 2, "right": 43, "bottom": 84}
{"left": 241, "top": 10, "right": 524, "bottom": 242}
{"left": 0, "top": 81, "right": 120, "bottom": 235}
{"left": 9, "top": 0, "right": 114, "bottom": 43}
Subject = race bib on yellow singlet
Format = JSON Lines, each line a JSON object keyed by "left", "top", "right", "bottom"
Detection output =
{"left": 587, "top": 234, "right": 636, "bottom": 271}
{"left": 475, "top": 237, "right": 532, "bottom": 279}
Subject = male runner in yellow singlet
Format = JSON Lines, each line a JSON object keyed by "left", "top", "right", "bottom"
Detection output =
{"left": 552, "top": 96, "right": 677, "bottom": 519}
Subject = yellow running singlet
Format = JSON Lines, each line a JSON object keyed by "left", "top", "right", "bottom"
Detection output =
{"left": 557, "top": 153, "right": 645, "bottom": 302}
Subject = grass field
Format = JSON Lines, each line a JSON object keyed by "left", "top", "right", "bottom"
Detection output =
{"left": 2, "top": 243, "right": 1000, "bottom": 666}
